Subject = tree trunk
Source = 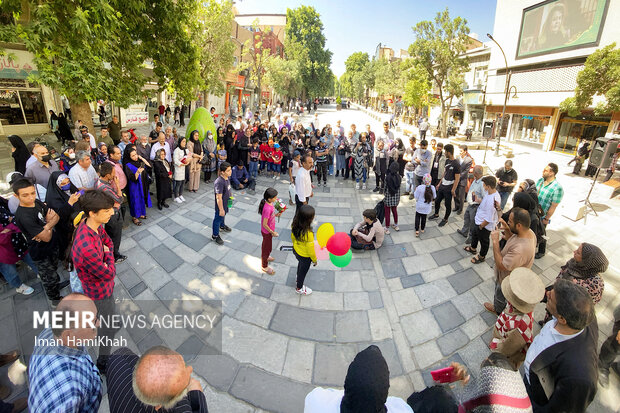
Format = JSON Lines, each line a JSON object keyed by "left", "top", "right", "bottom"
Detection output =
{"left": 203, "top": 90, "right": 208, "bottom": 109}
{"left": 70, "top": 99, "right": 95, "bottom": 134}
{"left": 439, "top": 86, "right": 447, "bottom": 139}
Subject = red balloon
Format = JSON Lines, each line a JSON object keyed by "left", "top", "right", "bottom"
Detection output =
{"left": 326, "top": 232, "right": 351, "bottom": 256}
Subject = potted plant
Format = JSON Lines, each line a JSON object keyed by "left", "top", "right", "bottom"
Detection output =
{"left": 336, "top": 96, "right": 342, "bottom": 111}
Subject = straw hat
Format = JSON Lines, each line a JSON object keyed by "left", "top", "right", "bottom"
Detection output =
{"left": 501, "top": 267, "right": 545, "bottom": 313}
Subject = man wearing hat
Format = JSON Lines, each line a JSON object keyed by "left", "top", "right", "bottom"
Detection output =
{"left": 485, "top": 207, "right": 537, "bottom": 315}
{"left": 490, "top": 267, "right": 545, "bottom": 368}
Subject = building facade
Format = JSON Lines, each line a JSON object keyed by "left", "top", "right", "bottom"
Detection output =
{"left": 485, "top": 0, "right": 620, "bottom": 154}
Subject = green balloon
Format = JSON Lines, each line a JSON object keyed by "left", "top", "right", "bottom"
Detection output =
{"left": 185, "top": 107, "right": 217, "bottom": 143}
{"left": 329, "top": 250, "right": 352, "bottom": 267}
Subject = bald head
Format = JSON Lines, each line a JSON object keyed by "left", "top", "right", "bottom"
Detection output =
{"left": 473, "top": 165, "right": 483, "bottom": 179}
{"left": 52, "top": 293, "right": 97, "bottom": 338}
{"left": 133, "top": 346, "right": 192, "bottom": 409}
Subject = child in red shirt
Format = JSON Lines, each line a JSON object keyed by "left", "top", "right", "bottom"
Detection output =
{"left": 272, "top": 143, "right": 283, "bottom": 178}
{"left": 259, "top": 140, "right": 272, "bottom": 173}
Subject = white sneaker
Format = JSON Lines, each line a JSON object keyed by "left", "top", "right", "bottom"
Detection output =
{"left": 179, "top": 195, "right": 186, "bottom": 202}
{"left": 362, "top": 183, "right": 367, "bottom": 189}
{"left": 16, "top": 284, "right": 34, "bottom": 295}
{"left": 174, "top": 197, "right": 181, "bottom": 203}
{"left": 295, "top": 285, "right": 313, "bottom": 295}
{"left": 355, "top": 182, "right": 360, "bottom": 190}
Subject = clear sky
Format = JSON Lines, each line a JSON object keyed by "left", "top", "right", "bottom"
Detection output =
{"left": 235, "top": 0, "right": 498, "bottom": 76}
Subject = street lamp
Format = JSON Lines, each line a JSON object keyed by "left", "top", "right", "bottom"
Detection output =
{"left": 487, "top": 33, "right": 511, "bottom": 157}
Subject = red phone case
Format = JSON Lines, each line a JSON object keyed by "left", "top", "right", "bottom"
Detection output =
{"left": 431, "top": 366, "right": 456, "bottom": 383}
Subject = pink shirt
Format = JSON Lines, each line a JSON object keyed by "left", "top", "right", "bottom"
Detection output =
{"left": 261, "top": 203, "right": 275, "bottom": 234}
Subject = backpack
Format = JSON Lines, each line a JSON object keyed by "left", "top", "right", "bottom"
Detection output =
{"left": 374, "top": 200, "right": 385, "bottom": 224}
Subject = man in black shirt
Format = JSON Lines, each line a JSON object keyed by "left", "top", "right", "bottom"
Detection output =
{"left": 149, "top": 122, "right": 163, "bottom": 144}
{"left": 496, "top": 160, "right": 518, "bottom": 210}
{"left": 430, "top": 144, "right": 460, "bottom": 227}
{"left": 12, "top": 178, "right": 64, "bottom": 305}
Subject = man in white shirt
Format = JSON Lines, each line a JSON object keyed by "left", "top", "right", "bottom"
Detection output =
{"left": 376, "top": 122, "right": 394, "bottom": 148}
{"left": 465, "top": 175, "right": 500, "bottom": 263}
{"left": 150, "top": 132, "right": 172, "bottom": 163}
{"left": 274, "top": 104, "right": 283, "bottom": 116}
{"left": 523, "top": 279, "right": 598, "bottom": 412}
{"left": 295, "top": 154, "right": 313, "bottom": 213}
{"left": 68, "top": 151, "right": 98, "bottom": 190}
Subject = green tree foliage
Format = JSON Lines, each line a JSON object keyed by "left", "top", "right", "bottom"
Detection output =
{"left": 340, "top": 52, "right": 371, "bottom": 101}
{"left": 374, "top": 58, "right": 403, "bottom": 98}
{"left": 264, "top": 56, "right": 302, "bottom": 99}
{"left": 409, "top": 8, "right": 470, "bottom": 137}
{"left": 401, "top": 59, "right": 434, "bottom": 112}
{"left": 284, "top": 5, "right": 333, "bottom": 98}
{"left": 560, "top": 43, "right": 620, "bottom": 116}
{"left": 192, "top": 0, "right": 236, "bottom": 100}
{"left": 0, "top": 0, "right": 202, "bottom": 130}
{"left": 239, "top": 22, "right": 272, "bottom": 107}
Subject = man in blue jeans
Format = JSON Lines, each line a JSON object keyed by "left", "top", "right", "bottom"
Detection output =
{"left": 212, "top": 162, "right": 232, "bottom": 245}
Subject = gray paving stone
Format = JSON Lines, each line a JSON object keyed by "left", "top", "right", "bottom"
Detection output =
{"left": 230, "top": 365, "right": 314, "bottom": 413}
{"left": 401, "top": 273, "right": 424, "bottom": 288}
{"left": 128, "top": 281, "right": 147, "bottom": 298}
{"left": 192, "top": 353, "right": 239, "bottom": 392}
{"left": 174, "top": 229, "right": 211, "bottom": 252}
{"left": 450, "top": 232, "right": 466, "bottom": 244}
{"left": 356, "top": 339, "right": 403, "bottom": 377}
{"left": 155, "top": 280, "right": 192, "bottom": 301}
{"left": 127, "top": 247, "right": 159, "bottom": 274}
{"left": 451, "top": 261, "right": 464, "bottom": 272}
{"left": 414, "top": 279, "right": 457, "bottom": 308}
{"left": 335, "top": 311, "right": 371, "bottom": 342}
{"left": 176, "top": 334, "right": 207, "bottom": 362}
{"left": 401, "top": 309, "right": 442, "bottom": 346}
{"left": 480, "top": 309, "right": 499, "bottom": 326}
{"left": 313, "top": 343, "right": 358, "bottom": 386}
{"left": 270, "top": 304, "right": 334, "bottom": 342}
{"left": 378, "top": 243, "right": 415, "bottom": 260}
{"left": 235, "top": 295, "right": 277, "bottom": 328}
{"left": 431, "top": 247, "right": 463, "bottom": 266}
{"left": 137, "top": 330, "right": 163, "bottom": 353}
{"left": 419, "top": 226, "right": 442, "bottom": 238}
{"left": 436, "top": 328, "right": 470, "bottom": 356}
{"left": 458, "top": 337, "right": 491, "bottom": 377}
{"left": 447, "top": 268, "right": 483, "bottom": 294}
{"left": 368, "top": 290, "right": 384, "bottom": 309}
{"left": 482, "top": 328, "right": 494, "bottom": 345}
{"left": 286, "top": 267, "right": 335, "bottom": 292}
{"left": 150, "top": 245, "right": 184, "bottom": 273}
{"left": 117, "top": 268, "right": 141, "bottom": 290}
{"left": 234, "top": 219, "right": 260, "bottom": 233}
{"left": 138, "top": 234, "right": 162, "bottom": 251}
{"left": 381, "top": 258, "right": 407, "bottom": 279}
{"left": 347, "top": 257, "right": 374, "bottom": 271}
{"left": 132, "top": 229, "right": 152, "bottom": 241}
{"left": 432, "top": 301, "right": 466, "bottom": 333}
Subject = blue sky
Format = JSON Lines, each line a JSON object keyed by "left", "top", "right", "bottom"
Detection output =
{"left": 235, "top": 0, "right": 498, "bottom": 76}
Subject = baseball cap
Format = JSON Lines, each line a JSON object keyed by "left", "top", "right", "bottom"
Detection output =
{"left": 274, "top": 143, "right": 280, "bottom": 148}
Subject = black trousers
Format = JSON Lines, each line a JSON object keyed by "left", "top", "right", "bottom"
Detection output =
{"left": 375, "top": 171, "right": 385, "bottom": 189}
{"left": 95, "top": 294, "right": 120, "bottom": 368}
{"left": 316, "top": 162, "right": 328, "bottom": 183}
{"left": 420, "top": 130, "right": 427, "bottom": 139}
{"left": 537, "top": 222, "right": 548, "bottom": 255}
{"left": 434, "top": 184, "right": 453, "bottom": 219}
{"left": 34, "top": 251, "right": 61, "bottom": 301}
{"left": 232, "top": 178, "right": 255, "bottom": 191}
{"left": 293, "top": 250, "right": 312, "bottom": 289}
{"left": 344, "top": 156, "right": 354, "bottom": 179}
{"left": 349, "top": 230, "right": 375, "bottom": 250}
{"left": 295, "top": 194, "right": 306, "bottom": 214}
{"left": 454, "top": 184, "right": 467, "bottom": 213}
{"left": 471, "top": 225, "right": 491, "bottom": 257}
{"left": 105, "top": 209, "right": 123, "bottom": 260}
{"left": 415, "top": 212, "right": 427, "bottom": 231}
{"left": 599, "top": 308, "right": 620, "bottom": 371}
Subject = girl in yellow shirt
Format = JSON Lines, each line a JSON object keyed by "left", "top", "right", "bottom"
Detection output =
{"left": 291, "top": 204, "right": 317, "bottom": 295}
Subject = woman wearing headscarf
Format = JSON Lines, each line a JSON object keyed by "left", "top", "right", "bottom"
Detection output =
{"left": 57, "top": 112, "right": 74, "bottom": 144}
{"left": 45, "top": 171, "right": 81, "bottom": 258}
{"left": 202, "top": 130, "right": 217, "bottom": 183}
{"left": 304, "top": 345, "right": 412, "bottom": 413}
{"left": 8, "top": 135, "right": 30, "bottom": 174}
{"left": 335, "top": 132, "right": 348, "bottom": 178}
{"left": 123, "top": 147, "right": 152, "bottom": 226}
{"left": 236, "top": 127, "right": 250, "bottom": 169}
{"left": 93, "top": 142, "right": 108, "bottom": 169}
{"left": 384, "top": 161, "right": 402, "bottom": 233}
{"left": 187, "top": 130, "right": 203, "bottom": 192}
{"left": 224, "top": 124, "right": 237, "bottom": 166}
{"left": 216, "top": 126, "right": 225, "bottom": 146}
{"left": 394, "top": 138, "right": 406, "bottom": 176}
{"left": 152, "top": 148, "right": 172, "bottom": 210}
{"left": 49, "top": 110, "right": 60, "bottom": 142}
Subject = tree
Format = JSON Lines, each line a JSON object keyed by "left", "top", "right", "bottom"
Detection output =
{"left": 340, "top": 52, "right": 370, "bottom": 101}
{"left": 401, "top": 60, "right": 434, "bottom": 116}
{"left": 374, "top": 59, "right": 403, "bottom": 99}
{"left": 560, "top": 43, "right": 620, "bottom": 116}
{"left": 264, "top": 56, "right": 302, "bottom": 99}
{"left": 409, "top": 8, "right": 470, "bottom": 138}
{"left": 285, "top": 5, "right": 333, "bottom": 98}
{"left": 0, "top": 0, "right": 202, "bottom": 132}
{"left": 240, "top": 23, "right": 272, "bottom": 109}
{"left": 191, "top": 0, "right": 236, "bottom": 105}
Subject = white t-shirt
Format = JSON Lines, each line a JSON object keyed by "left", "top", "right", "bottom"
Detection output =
{"left": 295, "top": 167, "right": 312, "bottom": 202}
{"left": 304, "top": 388, "right": 413, "bottom": 413}
{"left": 474, "top": 191, "right": 501, "bottom": 230}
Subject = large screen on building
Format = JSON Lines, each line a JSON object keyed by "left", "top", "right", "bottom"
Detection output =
{"left": 516, "top": 0, "right": 609, "bottom": 59}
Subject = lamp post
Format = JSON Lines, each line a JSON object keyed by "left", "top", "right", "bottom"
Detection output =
{"left": 487, "top": 33, "right": 511, "bottom": 157}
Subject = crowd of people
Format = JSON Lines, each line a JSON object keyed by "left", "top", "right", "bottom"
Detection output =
{"left": 0, "top": 105, "right": 618, "bottom": 412}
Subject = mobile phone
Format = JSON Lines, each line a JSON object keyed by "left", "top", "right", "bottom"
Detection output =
{"left": 78, "top": 190, "right": 85, "bottom": 196}
{"left": 430, "top": 366, "right": 458, "bottom": 383}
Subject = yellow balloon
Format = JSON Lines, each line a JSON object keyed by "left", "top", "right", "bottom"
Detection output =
{"left": 316, "top": 223, "right": 335, "bottom": 248}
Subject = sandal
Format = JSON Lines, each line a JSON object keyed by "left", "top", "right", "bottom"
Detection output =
{"left": 415, "top": 231, "right": 420, "bottom": 237}
{"left": 262, "top": 267, "right": 275, "bottom": 275}
{"left": 471, "top": 255, "right": 486, "bottom": 264}
{"left": 140, "top": 215, "right": 147, "bottom": 219}
{"left": 393, "top": 225, "right": 400, "bottom": 231}
{"left": 463, "top": 246, "right": 477, "bottom": 254}
{"left": 268, "top": 256, "right": 275, "bottom": 262}
{"left": 384, "top": 228, "right": 390, "bottom": 234}
{"left": 132, "top": 218, "right": 142, "bottom": 226}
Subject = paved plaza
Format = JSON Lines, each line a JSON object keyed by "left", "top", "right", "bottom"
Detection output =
{"left": 1, "top": 104, "right": 619, "bottom": 412}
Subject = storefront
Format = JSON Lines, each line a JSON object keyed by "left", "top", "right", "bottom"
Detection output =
{"left": 224, "top": 72, "right": 245, "bottom": 116}
{"left": 0, "top": 49, "right": 58, "bottom": 136}
{"left": 485, "top": 106, "right": 555, "bottom": 147}
{"left": 551, "top": 113, "right": 611, "bottom": 155}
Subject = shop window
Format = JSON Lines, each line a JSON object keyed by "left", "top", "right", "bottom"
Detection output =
{"left": 553, "top": 120, "right": 609, "bottom": 154}
{"left": 19, "top": 90, "right": 46, "bottom": 123}
{"left": 510, "top": 115, "right": 549, "bottom": 144}
{"left": 0, "top": 89, "right": 25, "bottom": 125}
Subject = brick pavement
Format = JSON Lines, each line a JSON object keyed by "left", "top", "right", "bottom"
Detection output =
{"left": 0, "top": 104, "right": 619, "bottom": 412}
